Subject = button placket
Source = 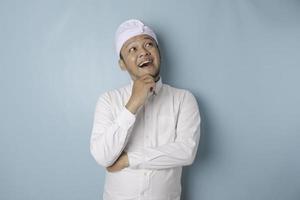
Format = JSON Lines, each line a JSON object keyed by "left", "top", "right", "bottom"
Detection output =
{"left": 144, "top": 103, "right": 150, "bottom": 146}
{"left": 141, "top": 170, "right": 150, "bottom": 197}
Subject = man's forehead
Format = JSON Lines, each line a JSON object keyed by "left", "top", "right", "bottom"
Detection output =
{"left": 123, "top": 35, "right": 155, "bottom": 48}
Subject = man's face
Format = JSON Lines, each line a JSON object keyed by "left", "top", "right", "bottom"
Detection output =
{"left": 119, "top": 34, "right": 161, "bottom": 81}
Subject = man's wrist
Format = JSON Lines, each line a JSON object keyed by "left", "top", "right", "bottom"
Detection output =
{"left": 125, "top": 99, "right": 140, "bottom": 114}
{"left": 123, "top": 152, "right": 129, "bottom": 167}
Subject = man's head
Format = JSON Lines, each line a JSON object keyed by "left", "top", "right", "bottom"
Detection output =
{"left": 115, "top": 19, "right": 161, "bottom": 81}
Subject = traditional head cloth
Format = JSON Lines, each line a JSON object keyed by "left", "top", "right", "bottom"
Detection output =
{"left": 115, "top": 19, "right": 158, "bottom": 56}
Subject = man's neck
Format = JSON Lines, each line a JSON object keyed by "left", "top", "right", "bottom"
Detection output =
{"left": 155, "top": 76, "right": 160, "bottom": 83}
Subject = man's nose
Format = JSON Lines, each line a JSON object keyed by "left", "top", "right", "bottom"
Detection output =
{"left": 139, "top": 48, "right": 150, "bottom": 58}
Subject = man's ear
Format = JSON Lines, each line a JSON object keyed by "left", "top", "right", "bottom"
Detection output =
{"left": 118, "top": 59, "right": 127, "bottom": 71}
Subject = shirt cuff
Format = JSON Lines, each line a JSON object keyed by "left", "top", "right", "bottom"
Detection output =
{"left": 127, "top": 150, "right": 145, "bottom": 169}
{"left": 115, "top": 106, "right": 136, "bottom": 130}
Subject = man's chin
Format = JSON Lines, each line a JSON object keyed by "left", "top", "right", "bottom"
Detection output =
{"left": 144, "top": 71, "right": 159, "bottom": 79}
{"left": 137, "top": 67, "right": 160, "bottom": 79}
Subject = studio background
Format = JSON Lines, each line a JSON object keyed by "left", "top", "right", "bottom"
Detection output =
{"left": 1, "top": 0, "right": 300, "bottom": 200}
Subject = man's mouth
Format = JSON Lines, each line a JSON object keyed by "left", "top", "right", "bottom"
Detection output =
{"left": 138, "top": 59, "right": 153, "bottom": 68}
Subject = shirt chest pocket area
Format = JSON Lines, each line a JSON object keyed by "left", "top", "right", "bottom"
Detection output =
{"left": 155, "top": 115, "right": 177, "bottom": 145}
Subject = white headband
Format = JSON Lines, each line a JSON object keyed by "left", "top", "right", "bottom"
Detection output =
{"left": 115, "top": 19, "right": 158, "bottom": 56}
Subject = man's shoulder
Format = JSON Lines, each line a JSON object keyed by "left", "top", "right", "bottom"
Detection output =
{"left": 162, "top": 83, "right": 195, "bottom": 99}
{"left": 97, "top": 83, "right": 130, "bottom": 101}
{"left": 163, "top": 84, "right": 199, "bottom": 113}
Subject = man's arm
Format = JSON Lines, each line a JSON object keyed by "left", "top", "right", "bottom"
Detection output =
{"left": 106, "top": 151, "right": 129, "bottom": 172}
{"left": 90, "top": 74, "right": 156, "bottom": 168}
{"left": 90, "top": 92, "right": 136, "bottom": 168}
{"left": 127, "top": 91, "right": 201, "bottom": 170}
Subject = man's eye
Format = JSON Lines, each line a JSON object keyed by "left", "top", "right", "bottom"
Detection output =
{"left": 129, "top": 47, "right": 136, "bottom": 53}
{"left": 146, "top": 42, "right": 153, "bottom": 47}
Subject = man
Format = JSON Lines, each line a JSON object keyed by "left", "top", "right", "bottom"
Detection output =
{"left": 90, "top": 19, "right": 201, "bottom": 200}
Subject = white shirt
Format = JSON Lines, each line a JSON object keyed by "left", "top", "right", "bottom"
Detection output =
{"left": 90, "top": 76, "right": 201, "bottom": 200}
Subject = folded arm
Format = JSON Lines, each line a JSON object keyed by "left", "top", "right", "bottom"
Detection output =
{"left": 127, "top": 91, "right": 201, "bottom": 170}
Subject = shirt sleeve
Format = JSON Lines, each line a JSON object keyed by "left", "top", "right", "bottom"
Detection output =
{"left": 127, "top": 90, "right": 201, "bottom": 169}
{"left": 90, "top": 92, "right": 136, "bottom": 167}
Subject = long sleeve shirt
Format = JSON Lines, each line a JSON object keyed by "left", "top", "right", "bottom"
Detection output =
{"left": 90, "top": 76, "right": 201, "bottom": 200}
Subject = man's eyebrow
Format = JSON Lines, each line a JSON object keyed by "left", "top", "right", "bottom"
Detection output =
{"left": 124, "top": 41, "right": 136, "bottom": 49}
{"left": 143, "top": 36, "right": 154, "bottom": 41}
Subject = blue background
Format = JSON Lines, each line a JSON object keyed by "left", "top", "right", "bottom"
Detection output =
{"left": 1, "top": 0, "right": 300, "bottom": 199}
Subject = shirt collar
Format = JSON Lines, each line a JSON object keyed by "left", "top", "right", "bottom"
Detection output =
{"left": 130, "top": 76, "right": 163, "bottom": 96}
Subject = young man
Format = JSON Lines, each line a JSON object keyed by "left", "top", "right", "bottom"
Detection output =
{"left": 90, "top": 19, "right": 201, "bottom": 200}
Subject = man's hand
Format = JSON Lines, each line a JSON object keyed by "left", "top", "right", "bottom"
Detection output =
{"left": 126, "top": 74, "right": 156, "bottom": 114}
{"left": 106, "top": 151, "right": 129, "bottom": 173}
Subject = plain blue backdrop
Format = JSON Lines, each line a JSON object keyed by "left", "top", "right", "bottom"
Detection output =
{"left": 1, "top": 0, "right": 300, "bottom": 199}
